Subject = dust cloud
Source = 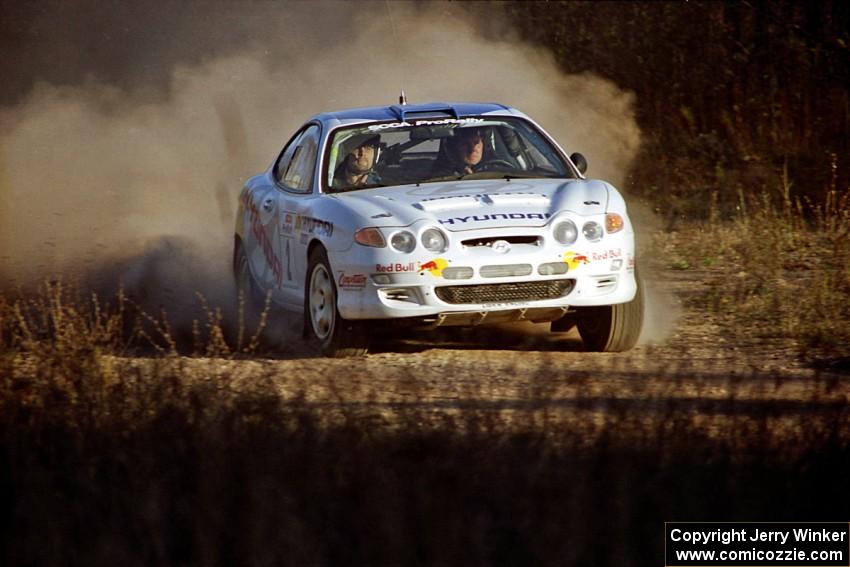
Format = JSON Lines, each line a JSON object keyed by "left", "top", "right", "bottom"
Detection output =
{"left": 0, "top": 1, "right": 666, "bottom": 345}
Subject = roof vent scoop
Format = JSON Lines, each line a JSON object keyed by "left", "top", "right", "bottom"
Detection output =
{"left": 398, "top": 90, "right": 407, "bottom": 105}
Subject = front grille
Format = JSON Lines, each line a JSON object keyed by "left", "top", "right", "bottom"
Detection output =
{"left": 435, "top": 279, "right": 574, "bottom": 305}
{"left": 462, "top": 235, "right": 541, "bottom": 248}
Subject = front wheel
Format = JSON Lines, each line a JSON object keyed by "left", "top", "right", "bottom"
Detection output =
{"left": 304, "top": 247, "right": 369, "bottom": 357}
{"left": 576, "top": 271, "right": 644, "bottom": 352}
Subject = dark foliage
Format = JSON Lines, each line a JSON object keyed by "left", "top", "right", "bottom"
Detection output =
{"left": 497, "top": 1, "right": 849, "bottom": 221}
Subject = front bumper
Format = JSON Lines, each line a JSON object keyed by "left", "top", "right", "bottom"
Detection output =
{"left": 331, "top": 227, "right": 638, "bottom": 322}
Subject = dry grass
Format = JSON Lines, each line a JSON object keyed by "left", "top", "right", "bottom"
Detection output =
{"left": 2, "top": 345, "right": 849, "bottom": 566}
{"left": 657, "top": 187, "right": 850, "bottom": 367}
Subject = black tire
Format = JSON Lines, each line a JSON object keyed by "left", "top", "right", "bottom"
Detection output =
{"left": 550, "top": 312, "right": 577, "bottom": 333}
{"left": 576, "top": 270, "right": 644, "bottom": 352}
{"left": 304, "top": 247, "right": 369, "bottom": 357}
{"left": 234, "top": 240, "right": 265, "bottom": 314}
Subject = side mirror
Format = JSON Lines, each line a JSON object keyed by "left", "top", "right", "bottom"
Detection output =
{"left": 569, "top": 152, "right": 588, "bottom": 175}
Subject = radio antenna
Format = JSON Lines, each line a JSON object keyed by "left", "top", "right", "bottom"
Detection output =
{"left": 384, "top": 0, "right": 407, "bottom": 105}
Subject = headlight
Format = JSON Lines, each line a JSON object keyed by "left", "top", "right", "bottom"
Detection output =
{"left": 582, "top": 221, "right": 603, "bottom": 242}
{"left": 421, "top": 228, "right": 448, "bottom": 252}
{"left": 390, "top": 231, "right": 416, "bottom": 253}
{"left": 354, "top": 227, "right": 386, "bottom": 247}
{"left": 606, "top": 213, "right": 624, "bottom": 234}
{"left": 553, "top": 220, "right": 578, "bottom": 245}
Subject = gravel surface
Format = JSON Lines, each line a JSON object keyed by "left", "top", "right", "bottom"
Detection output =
{"left": 117, "top": 265, "right": 849, "bottom": 442}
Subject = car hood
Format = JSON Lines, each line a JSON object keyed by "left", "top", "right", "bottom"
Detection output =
{"left": 332, "top": 178, "right": 611, "bottom": 231}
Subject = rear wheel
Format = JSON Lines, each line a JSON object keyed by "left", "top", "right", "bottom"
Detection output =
{"left": 234, "top": 240, "right": 265, "bottom": 320}
{"left": 233, "top": 240, "right": 274, "bottom": 350}
{"left": 305, "top": 247, "right": 369, "bottom": 357}
{"left": 576, "top": 270, "right": 644, "bottom": 352}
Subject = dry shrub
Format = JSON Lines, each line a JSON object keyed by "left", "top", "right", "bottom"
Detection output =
{"left": 661, "top": 186, "right": 850, "bottom": 365}
{"left": 2, "top": 353, "right": 849, "bottom": 566}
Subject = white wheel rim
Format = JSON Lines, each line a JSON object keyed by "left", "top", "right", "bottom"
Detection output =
{"left": 309, "top": 263, "right": 335, "bottom": 340}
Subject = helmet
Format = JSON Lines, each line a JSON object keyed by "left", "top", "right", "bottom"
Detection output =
{"left": 341, "top": 133, "right": 381, "bottom": 158}
{"left": 448, "top": 125, "right": 493, "bottom": 151}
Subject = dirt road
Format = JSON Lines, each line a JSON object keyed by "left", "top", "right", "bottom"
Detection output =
{"left": 151, "top": 265, "right": 848, "bottom": 443}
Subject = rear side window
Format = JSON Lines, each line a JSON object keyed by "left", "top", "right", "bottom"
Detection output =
{"left": 274, "top": 124, "right": 320, "bottom": 193}
{"left": 274, "top": 131, "right": 302, "bottom": 183}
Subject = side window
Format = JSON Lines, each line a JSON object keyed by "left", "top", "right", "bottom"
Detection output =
{"left": 274, "top": 130, "right": 305, "bottom": 184}
{"left": 281, "top": 125, "right": 320, "bottom": 193}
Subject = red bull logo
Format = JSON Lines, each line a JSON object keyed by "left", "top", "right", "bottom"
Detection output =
{"left": 563, "top": 251, "right": 590, "bottom": 271}
{"left": 375, "top": 262, "right": 416, "bottom": 273}
{"left": 591, "top": 248, "right": 623, "bottom": 261}
{"left": 418, "top": 258, "right": 448, "bottom": 276}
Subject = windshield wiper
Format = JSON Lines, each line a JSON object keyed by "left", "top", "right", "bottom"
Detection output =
{"left": 456, "top": 171, "right": 525, "bottom": 181}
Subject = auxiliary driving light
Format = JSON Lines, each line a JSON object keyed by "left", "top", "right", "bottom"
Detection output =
{"left": 538, "top": 262, "right": 568, "bottom": 275}
{"left": 421, "top": 228, "right": 448, "bottom": 253}
{"left": 553, "top": 220, "right": 578, "bottom": 245}
{"left": 390, "top": 231, "right": 416, "bottom": 253}
{"left": 582, "top": 221, "right": 603, "bottom": 242}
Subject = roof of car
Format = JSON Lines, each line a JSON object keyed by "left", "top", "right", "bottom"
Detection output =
{"left": 313, "top": 102, "right": 514, "bottom": 124}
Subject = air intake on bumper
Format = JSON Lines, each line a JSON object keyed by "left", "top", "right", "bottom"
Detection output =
{"left": 435, "top": 279, "right": 575, "bottom": 304}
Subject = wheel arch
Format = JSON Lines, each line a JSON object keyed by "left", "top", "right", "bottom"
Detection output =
{"left": 307, "top": 238, "right": 328, "bottom": 265}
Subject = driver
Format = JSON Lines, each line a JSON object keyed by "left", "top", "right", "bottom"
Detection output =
{"left": 430, "top": 126, "right": 488, "bottom": 177}
{"left": 332, "top": 133, "right": 382, "bottom": 190}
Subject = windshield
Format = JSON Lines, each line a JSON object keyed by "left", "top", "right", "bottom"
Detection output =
{"left": 324, "top": 116, "right": 573, "bottom": 193}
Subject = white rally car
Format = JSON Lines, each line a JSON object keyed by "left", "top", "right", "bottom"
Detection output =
{"left": 234, "top": 101, "right": 643, "bottom": 356}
